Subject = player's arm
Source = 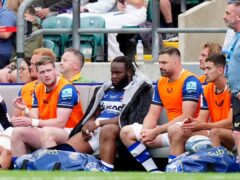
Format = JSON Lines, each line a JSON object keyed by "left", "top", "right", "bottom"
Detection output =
{"left": 12, "top": 90, "right": 22, "bottom": 117}
{"left": 199, "top": 108, "right": 233, "bottom": 130}
{"left": 12, "top": 89, "right": 35, "bottom": 118}
{"left": 82, "top": 109, "right": 119, "bottom": 135}
{"left": 154, "top": 76, "right": 202, "bottom": 134}
{"left": 140, "top": 83, "right": 163, "bottom": 144}
{"left": 143, "top": 104, "right": 163, "bottom": 129}
{"left": 155, "top": 100, "right": 199, "bottom": 134}
{"left": 12, "top": 85, "right": 78, "bottom": 128}
{"left": 13, "top": 87, "right": 40, "bottom": 118}
{"left": 95, "top": 117, "right": 119, "bottom": 127}
{"left": 36, "top": 107, "right": 73, "bottom": 128}
{"left": 196, "top": 91, "right": 211, "bottom": 123}
{"left": 37, "top": 85, "right": 80, "bottom": 128}
{"left": 143, "top": 82, "right": 163, "bottom": 129}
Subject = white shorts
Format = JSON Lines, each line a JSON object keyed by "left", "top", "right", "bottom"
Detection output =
{"left": 88, "top": 127, "right": 101, "bottom": 155}
{"left": 130, "top": 123, "right": 170, "bottom": 147}
{"left": 64, "top": 128, "right": 73, "bottom": 135}
{"left": 0, "top": 127, "right": 13, "bottom": 150}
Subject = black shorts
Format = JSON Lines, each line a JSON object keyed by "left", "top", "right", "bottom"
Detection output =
{"left": 232, "top": 95, "right": 240, "bottom": 131}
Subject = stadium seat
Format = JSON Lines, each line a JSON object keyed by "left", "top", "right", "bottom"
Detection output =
{"left": 146, "top": 0, "right": 153, "bottom": 22}
{"left": 41, "top": 16, "right": 72, "bottom": 58}
{"left": 43, "top": 39, "right": 60, "bottom": 58}
{"left": 67, "top": 16, "right": 106, "bottom": 62}
{"left": 186, "top": 0, "right": 200, "bottom": 4}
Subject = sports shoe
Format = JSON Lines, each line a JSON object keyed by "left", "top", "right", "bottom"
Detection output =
{"left": 162, "top": 33, "right": 178, "bottom": 42}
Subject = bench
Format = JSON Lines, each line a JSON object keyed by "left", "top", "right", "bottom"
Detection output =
{"left": 0, "top": 83, "right": 170, "bottom": 160}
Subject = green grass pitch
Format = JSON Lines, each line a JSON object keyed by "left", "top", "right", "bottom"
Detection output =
{"left": 0, "top": 171, "right": 239, "bottom": 180}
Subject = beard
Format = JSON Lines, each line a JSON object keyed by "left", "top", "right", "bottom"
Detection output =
{"left": 112, "top": 75, "right": 129, "bottom": 89}
{"left": 160, "top": 70, "right": 168, "bottom": 77}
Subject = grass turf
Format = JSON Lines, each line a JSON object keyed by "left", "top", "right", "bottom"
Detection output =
{"left": 0, "top": 171, "right": 239, "bottom": 180}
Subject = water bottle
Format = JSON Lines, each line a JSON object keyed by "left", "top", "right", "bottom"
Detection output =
{"left": 136, "top": 40, "right": 144, "bottom": 62}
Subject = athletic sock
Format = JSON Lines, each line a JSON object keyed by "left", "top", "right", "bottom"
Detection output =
{"left": 100, "top": 160, "right": 114, "bottom": 172}
{"left": 168, "top": 155, "right": 176, "bottom": 163}
{"left": 128, "top": 141, "right": 159, "bottom": 172}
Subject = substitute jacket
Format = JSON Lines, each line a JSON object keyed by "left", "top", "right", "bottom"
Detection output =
{"left": 69, "top": 71, "right": 153, "bottom": 137}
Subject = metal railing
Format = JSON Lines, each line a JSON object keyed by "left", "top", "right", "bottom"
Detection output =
{"left": 16, "top": 0, "right": 227, "bottom": 81}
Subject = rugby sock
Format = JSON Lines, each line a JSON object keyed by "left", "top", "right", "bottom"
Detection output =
{"left": 168, "top": 155, "right": 176, "bottom": 163}
{"left": 128, "top": 141, "right": 159, "bottom": 172}
{"left": 100, "top": 160, "right": 114, "bottom": 172}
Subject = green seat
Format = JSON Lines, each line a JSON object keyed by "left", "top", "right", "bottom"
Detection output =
{"left": 67, "top": 16, "right": 106, "bottom": 62}
{"left": 41, "top": 16, "right": 72, "bottom": 58}
{"left": 147, "top": 0, "right": 153, "bottom": 22}
{"left": 43, "top": 39, "right": 60, "bottom": 57}
{"left": 186, "top": 0, "right": 199, "bottom": 4}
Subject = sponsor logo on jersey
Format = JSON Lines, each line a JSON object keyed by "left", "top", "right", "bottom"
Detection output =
{"left": 186, "top": 81, "right": 197, "bottom": 93}
{"left": 234, "top": 122, "right": 240, "bottom": 128}
{"left": 62, "top": 88, "right": 72, "bottom": 98}
{"left": 100, "top": 101, "right": 122, "bottom": 113}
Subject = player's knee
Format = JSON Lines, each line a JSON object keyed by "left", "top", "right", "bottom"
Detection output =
{"left": 11, "top": 127, "right": 25, "bottom": 142}
{"left": 209, "top": 128, "right": 221, "bottom": 139}
{"left": 168, "top": 123, "right": 182, "bottom": 140}
{"left": 120, "top": 125, "right": 135, "bottom": 141}
{"left": 232, "top": 131, "right": 240, "bottom": 142}
{"left": 40, "top": 127, "right": 55, "bottom": 142}
{"left": 101, "top": 124, "right": 120, "bottom": 140}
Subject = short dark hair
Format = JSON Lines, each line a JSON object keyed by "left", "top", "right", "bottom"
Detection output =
{"left": 112, "top": 56, "right": 136, "bottom": 76}
{"left": 159, "top": 47, "right": 181, "bottom": 57}
{"left": 36, "top": 56, "right": 56, "bottom": 69}
{"left": 64, "top": 48, "right": 85, "bottom": 68}
{"left": 205, "top": 54, "right": 226, "bottom": 67}
{"left": 228, "top": 0, "right": 240, "bottom": 6}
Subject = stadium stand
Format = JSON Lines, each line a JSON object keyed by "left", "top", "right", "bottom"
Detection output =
{"left": 66, "top": 16, "right": 106, "bottom": 62}
{"left": 43, "top": 39, "right": 60, "bottom": 57}
{"left": 41, "top": 16, "right": 72, "bottom": 59}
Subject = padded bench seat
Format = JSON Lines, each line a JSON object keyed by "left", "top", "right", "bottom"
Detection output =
{"left": 0, "top": 83, "right": 169, "bottom": 158}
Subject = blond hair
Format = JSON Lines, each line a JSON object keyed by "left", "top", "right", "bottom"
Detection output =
{"left": 202, "top": 43, "right": 222, "bottom": 57}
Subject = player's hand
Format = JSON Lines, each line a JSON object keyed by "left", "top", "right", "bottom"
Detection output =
{"left": 81, "top": 121, "right": 98, "bottom": 141}
{"left": 13, "top": 97, "right": 27, "bottom": 110}
{"left": 181, "top": 117, "right": 200, "bottom": 133}
{"left": 11, "top": 116, "right": 32, "bottom": 127}
{"left": 140, "top": 129, "right": 157, "bottom": 145}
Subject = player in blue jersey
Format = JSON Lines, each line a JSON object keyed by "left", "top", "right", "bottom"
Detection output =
{"left": 63, "top": 55, "right": 153, "bottom": 172}
{"left": 61, "top": 56, "right": 138, "bottom": 172}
